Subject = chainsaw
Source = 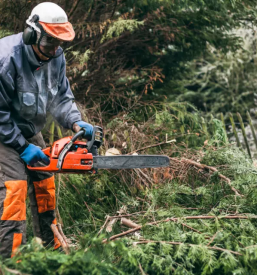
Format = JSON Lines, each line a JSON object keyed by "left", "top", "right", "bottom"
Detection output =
{"left": 27, "top": 126, "right": 170, "bottom": 173}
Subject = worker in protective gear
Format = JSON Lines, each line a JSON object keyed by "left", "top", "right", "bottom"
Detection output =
{"left": 0, "top": 2, "right": 93, "bottom": 258}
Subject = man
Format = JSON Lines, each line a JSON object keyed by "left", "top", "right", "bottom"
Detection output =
{"left": 0, "top": 2, "right": 93, "bottom": 258}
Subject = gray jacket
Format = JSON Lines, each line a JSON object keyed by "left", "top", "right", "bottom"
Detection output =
{"left": 0, "top": 33, "right": 81, "bottom": 152}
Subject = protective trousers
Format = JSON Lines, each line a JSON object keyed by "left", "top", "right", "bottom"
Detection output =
{"left": 0, "top": 132, "right": 60, "bottom": 258}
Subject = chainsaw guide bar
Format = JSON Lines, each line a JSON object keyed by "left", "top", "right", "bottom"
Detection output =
{"left": 93, "top": 155, "right": 170, "bottom": 169}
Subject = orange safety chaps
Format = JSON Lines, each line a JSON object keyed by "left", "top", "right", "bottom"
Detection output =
{"left": 0, "top": 132, "right": 60, "bottom": 258}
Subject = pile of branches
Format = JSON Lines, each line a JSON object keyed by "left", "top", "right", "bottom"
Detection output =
{"left": 4, "top": 134, "right": 257, "bottom": 274}
{"left": 0, "top": 104, "right": 256, "bottom": 274}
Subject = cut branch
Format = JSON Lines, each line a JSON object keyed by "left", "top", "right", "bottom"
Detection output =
{"left": 133, "top": 240, "right": 242, "bottom": 256}
{"left": 139, "top": 263, "right": 147, "bottom": 275}
{"left": 57, "top": 223, "right": 70, "bottom": 246}
{"left": 178, "top": 158, "right": 243, "bottom": 197}
{"left": 102, "top": 215, "right": 252, "bottom": 243}
{"left": 97, "top": 215, "right": 110, "bottom": 236}
{"left": 51, "top": 224, "right": 69, "bottom": 254}
{"left": 121, "top": 218, "right": 140, "bottom": 228}
{"left": 128, "top": 140, "right": 175, "bottom": 155}
{"left": 106, "top": 206, "right": 127, "bottom": 233}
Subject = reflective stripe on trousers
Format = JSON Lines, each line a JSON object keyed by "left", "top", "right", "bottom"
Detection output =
{"left": 0, "top": 132, "right": 60, "bottom": 258}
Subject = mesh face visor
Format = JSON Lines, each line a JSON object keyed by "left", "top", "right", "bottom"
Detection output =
{"left": 36, "top": 29, "right": 64, "bottom": 59}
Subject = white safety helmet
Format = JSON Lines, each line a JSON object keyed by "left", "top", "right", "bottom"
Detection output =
{"left": 26, "top": 2, "right": 75, "bottom": 42}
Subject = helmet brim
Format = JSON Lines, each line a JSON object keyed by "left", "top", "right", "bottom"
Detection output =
{"left": 39, "top": 21, "right": 75, "bottom": 42}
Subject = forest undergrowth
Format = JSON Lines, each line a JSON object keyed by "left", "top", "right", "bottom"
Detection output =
{"left": 1, "top": 104, "right": 257, "bottom": 275}
{"left": 1, "top": 0, "right": 257, "bottom": 274}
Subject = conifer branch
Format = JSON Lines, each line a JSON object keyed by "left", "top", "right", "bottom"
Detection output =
{"left": 102, "top": 215, "right": 252, "bottom": 243}
{"left": 178, "top": 158, "right": 243, "bottom": 197}
{"left": 133, "top": 240, "right": 242, "bottom": 256}
{"left": 2, "top": 267, "right": 31, "bottom": 275}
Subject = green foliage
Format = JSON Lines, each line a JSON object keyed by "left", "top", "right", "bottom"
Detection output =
{"left": 168, "top": 26, "right": 257, "bottom": 116}
{"left": 3, "top": 236, "right": 137, "bottom": 275}
{"left": 3, "top": 108, "right": 257, "bottom": 274}
{"left": 0, "top": 29, "right": 13, "bottom": 39}
{"left": 1, "top": 1, "right": 257, "bottom": 274}
{"left": 208, "top": 118, "right": 228, "bottom": 146}
{"left": 101, "top": 20, "right": 144, "bottom": 43}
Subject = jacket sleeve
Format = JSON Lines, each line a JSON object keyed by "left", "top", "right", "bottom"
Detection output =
{"left": 49, "top": 56, "right": 82, "bottom": 129}
{"left": 0, "top": 68, "right": 27, "bottom": 152}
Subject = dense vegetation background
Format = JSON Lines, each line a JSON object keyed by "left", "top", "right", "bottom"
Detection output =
{"left": 1, "top": 0, "right": 257, "bottom": 274}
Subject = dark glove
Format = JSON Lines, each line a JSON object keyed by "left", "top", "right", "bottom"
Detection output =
{"left": 73, "top": 121, "right": 93, "bottom": 140}
{"left": 20, "top": 144, "right": 50, "bottom": 166}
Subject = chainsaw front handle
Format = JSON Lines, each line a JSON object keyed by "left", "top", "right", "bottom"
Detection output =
{"left": 71, "top": 129, "right": 85, "bottom": 142}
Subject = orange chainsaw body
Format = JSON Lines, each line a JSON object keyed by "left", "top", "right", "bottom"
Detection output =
{"left": 28, "top": 136, "right": 94, "bottom": 173}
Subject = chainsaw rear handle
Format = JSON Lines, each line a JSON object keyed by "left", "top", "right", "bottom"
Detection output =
{"left": 26, "top": 148, "right": 53, "bottom": 171}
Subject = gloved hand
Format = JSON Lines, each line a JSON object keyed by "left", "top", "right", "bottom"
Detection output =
{"left": 73, "top": 121, "right": 93, "bottom": 140}
{"left": 20, "top": 144, "right": 50, "bottom": 166}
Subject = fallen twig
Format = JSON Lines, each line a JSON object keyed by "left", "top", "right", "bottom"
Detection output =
{"left": 51, "top": 224, "right": 69, "bottom": 254}
{"left": 98, "top": 212, "right": 147, "bottom": 236}
{"left": 183, "top": 215, "right": 243, "bottom": 221}
{"left": 97, "top": 215, "right": 110, "bottom": 236}
{"left": 128, "top": 140, "right": 176, "bottom": 155}
{"left": 121, "top": 218, "right": 140, "bottom": 228}
{"left": 207, "top": 231, "right": 221, "bottom": 246}
{"left": 139, "top": 263, "right": 147, "bottom": 275}
{"left": 2, "top": 267, "right": 31, "bottom": 275}
{"left": 84, "top": 201, "right": 96, "bottom": 230}
{"left": 177, "top": 220, "right": 202, "bottom": 234}
{"left": 244, "top": 245, "right": 257, "bottom": 249}
{"left": 134, "top": 168, "right": 154, "bottom": 186}
{"left": 57, "top": 223, "right": 70, "bottom": 246}
{"left": 107, "top": 212, "right": 147, "bottom": 219}
{"left": 106, "top": 206, "right": 127, "bottom": 233}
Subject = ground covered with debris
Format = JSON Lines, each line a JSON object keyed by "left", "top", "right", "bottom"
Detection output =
{"left": 1, "top": 107, "right": 257, "bottom": 275}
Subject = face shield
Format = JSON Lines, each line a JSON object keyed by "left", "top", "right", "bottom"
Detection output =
{"left": 36, "top": 25, "right": 64, "bottom": 59}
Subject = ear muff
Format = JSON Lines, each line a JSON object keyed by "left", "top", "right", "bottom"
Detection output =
{"left": 23, "top": 14, "right": 39, "bottom": 45}
{"left": 23, "top": 27, "right": 37, "bottom": 45}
